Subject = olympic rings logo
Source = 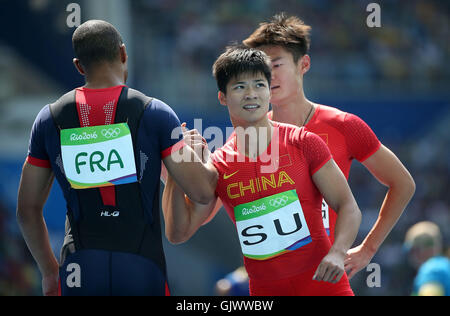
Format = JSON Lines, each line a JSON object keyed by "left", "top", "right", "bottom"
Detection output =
{"left": 269, "top": 196, "right": 289, "bottom": 207}
{"left": 102, "top": 128, "right": 121, "bottom": 139}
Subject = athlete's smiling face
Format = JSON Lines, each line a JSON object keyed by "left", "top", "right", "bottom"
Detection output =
{"left": 219, "top": 71, "right": 271, "bottom": 127}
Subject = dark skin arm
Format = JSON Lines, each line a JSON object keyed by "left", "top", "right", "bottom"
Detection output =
{"left": 17, "top": 162, "right": 59, "bottom": 296}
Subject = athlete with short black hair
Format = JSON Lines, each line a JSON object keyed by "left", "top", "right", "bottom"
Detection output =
{"left": 198, "top": 14, "right": 416, "bottom": 281}
{"left": 242, "top": 13, "right": 416, "bottom": 279}
{"left": 163, "top": 46, "right": 361, "bottom": 295}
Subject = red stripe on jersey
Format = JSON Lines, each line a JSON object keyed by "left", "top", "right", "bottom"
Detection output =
{"left": 75, "top": 85, "right": 124, "bottom": 126}
{"left": 161, "top": 139, "right": 187, "bottom": 159}
{"left": 99, "top": 186, "right": 116, "bottom": 206}
{"left": 75, "top": 85, "right": 125, "bottom": 207}
{"left": 165, "top": 282, "right": 171, "bottom": 296}
{"left": 58, "top": 278, "right": 61, "bottom": 296}
{"left": 27, "top": 156, "right": 51, "bottom": 168}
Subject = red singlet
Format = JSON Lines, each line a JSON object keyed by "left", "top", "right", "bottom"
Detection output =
{"left": 211, "top": 122, "right": 353, "bottom": 296}
{"left": 270, "top": 105, "right": 381, "bottom": 244}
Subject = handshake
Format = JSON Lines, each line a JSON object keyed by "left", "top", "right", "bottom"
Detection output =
{"left": 181, "top": 123, "right": 210, "bottom": 164}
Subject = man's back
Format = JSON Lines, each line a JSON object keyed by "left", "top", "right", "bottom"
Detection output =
{"left": 27, "top": 85, "right": 183, "bottom": 295}
{"left": 17, "top": 19, "right": 218, "bottom": 296}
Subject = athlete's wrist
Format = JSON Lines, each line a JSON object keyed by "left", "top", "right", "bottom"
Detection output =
{"left": 40, "top": 259, "right": 59, "bottom": 278}
{"left": 328, "top": 246, "right": 347, "bottom": 259}
{"left": 361, "top": 239, "right": 378, "bottom": 257}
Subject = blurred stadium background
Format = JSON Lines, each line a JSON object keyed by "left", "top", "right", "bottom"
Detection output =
{"left": 0, "top": 0, "right": 448, "bottom": 295}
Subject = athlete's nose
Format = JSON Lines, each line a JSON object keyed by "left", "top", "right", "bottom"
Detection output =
{"left": 245, "top": 87, "right": 258, "bottom": 100}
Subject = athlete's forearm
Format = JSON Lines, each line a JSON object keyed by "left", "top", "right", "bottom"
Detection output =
{"left": 163, "top": 147, "right": 217, "bottom": 205}
{"left": 359, "top": 144, "right": 416, "bottom": 255}
{"left": 17, "top": 164, "right": 58, "bottom": 277}
{"left": 162, "top": 175, "right": 192, "bottom": 244}
{"left": 16, "top": 208, "right": 59, "bottom": 277}
{"left": 361, "top": 178, "right": 415, "bottom": 254}
{"left": 331, "top": 200, "right": 362, "bottom": 256}
{"left": 162, "top": 172, "right": 218, "bottom": 244}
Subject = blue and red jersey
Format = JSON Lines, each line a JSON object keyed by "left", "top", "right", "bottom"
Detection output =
{"left": 27, "top": 85, "right": 184, "bottom": 296}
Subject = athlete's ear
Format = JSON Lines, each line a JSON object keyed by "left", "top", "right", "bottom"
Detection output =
{"left": 218, "top": 91, "right": 227, "bottom": 107}
{"left": 73, "top": 58, "right": 85, "bottom": 76}
{"left": 298, "top": 55, "right": 311, "bottom": 75}
{"left": 119, "top": 43, "right": 127, "bottom": 64}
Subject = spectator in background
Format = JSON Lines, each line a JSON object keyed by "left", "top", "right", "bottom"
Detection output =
{"left": 405, "top": 221, "right": 450, "bottom": 296}
{"left": 215, "top": 266, "right": 249, "bottom": 296}
{"left": 0, "top": 201, "right": 40, "bottom": 295}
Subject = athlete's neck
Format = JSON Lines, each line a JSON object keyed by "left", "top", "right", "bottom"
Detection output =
{"left": 271, "top": 90, "right": 315, "bottom": 127}
{"left": 233, "top": 117, "right": 274, "bottom": 159}
{"left": 83, "top": 63, "right": 126, "bottom": 89}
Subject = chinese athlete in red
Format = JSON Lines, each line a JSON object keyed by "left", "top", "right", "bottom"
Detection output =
{"left": 162, "top": 46, "right": 361, "bottom": 295}
{"left": 241, "top": 14, "right": 416, "bottom": 279}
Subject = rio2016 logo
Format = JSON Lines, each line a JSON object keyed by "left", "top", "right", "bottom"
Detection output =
{"left": 70, "top": 132, "right": 98, "bottom": 142}
{"left": 242, "top": 203, "right": 266, "bottom": 216}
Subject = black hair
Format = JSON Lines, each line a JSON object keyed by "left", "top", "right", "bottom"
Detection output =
{"left": 72, "top": 20, "right": 124, "bottom": 71}
{"left": 243, "top": 13, "right": 311, "bottom": 64}
{"left": 212, "top": 45, "right": 272, "bottom": 93}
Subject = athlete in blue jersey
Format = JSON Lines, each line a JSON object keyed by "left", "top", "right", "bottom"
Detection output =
{"left": 405, "top": 221, "right": 450, "bottom": 296}
{"left": 16, "top": 20, "right": 217, "bottom": 296}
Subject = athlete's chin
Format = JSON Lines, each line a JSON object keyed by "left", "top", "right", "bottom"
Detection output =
{"left": 270, "top": 99, "right": 284, "bottom": 108}
{"left": 271, "top": 95, "right": 294, "bottom": 108}
{"left": 270, "top": 95, "right": 285, "bottom": 107}
{"left": 236, "top": 115, "right": 265, "bottom": 126}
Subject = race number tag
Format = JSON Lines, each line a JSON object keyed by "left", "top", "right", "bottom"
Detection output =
{"left": 61, "top": 123, "right": 137, "bottom": 189}
{"left": 322, "top": 199, "right": 330, "bottom": 235}
{"left": 234, "top": 190, "right": 311, "bottom": 260}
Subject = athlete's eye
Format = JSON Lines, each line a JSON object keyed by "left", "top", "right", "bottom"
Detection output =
{"left": 233, "top": 85, "right": 245, "bottom": 90}
{"left": 256, "top": 82, "right": 266, "bottom": 88}
{"left": 273, "top": 63, "right": 282, "bottom": 69}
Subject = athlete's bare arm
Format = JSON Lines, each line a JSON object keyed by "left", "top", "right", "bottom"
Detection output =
{"left": 163, "top": 144, "right": 218, "bottom": 205}
{"left": 16, "top": 162, "right": 59, "bottom": 296}
{"left": 162, "top": 159, "right": 223, "bottom": 226}
{"left": 311, "top": 159, "right": 362, "bottom": 283}
{"left": 162, "top": 167, "right": 218, "bottom": 244}
{"left": 345, "top": 145, "right": 415, "bottom": 278}
{"left": 162, "top": 126, "right": 220, "bottom": 244}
